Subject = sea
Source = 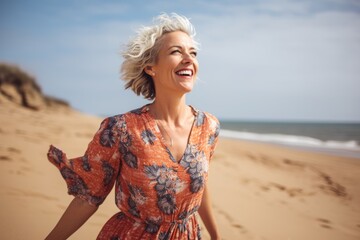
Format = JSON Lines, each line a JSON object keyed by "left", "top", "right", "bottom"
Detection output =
{"left": 219, "top": 121, "right": 360, "bottom": 159}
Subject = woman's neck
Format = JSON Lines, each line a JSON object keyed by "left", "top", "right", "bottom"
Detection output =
{"left": 150, "top": 94, "right": 191, "bottom": 127}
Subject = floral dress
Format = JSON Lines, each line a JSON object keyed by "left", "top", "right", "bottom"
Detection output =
{"left": 47, "top": 104, "right": 220, "bottom": 240}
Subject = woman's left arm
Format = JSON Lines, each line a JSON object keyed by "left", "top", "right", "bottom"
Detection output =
{"left": 198, "top": 182, "right": 221, "bottom": 240}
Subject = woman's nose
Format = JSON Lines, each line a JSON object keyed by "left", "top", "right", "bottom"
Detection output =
{"left": 181, "top": 52, "right": 194, "bottom": 64}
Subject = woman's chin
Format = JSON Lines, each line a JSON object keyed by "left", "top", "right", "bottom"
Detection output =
{"left": 179, "top": 82, "right": 194, "bottom": 93}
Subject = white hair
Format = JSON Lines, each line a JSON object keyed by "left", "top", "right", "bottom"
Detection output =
{"left": 121, "top": 13, "right": 199, "bottom": 100}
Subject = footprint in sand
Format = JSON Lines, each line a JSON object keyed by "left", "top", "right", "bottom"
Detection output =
{"left": 15, "top": 129, "right": 26, "bottom": 135}
{"left": 7, "top": 147, "right": 21, "bottom": 154}
{"left": 0, "top": 155, "right": 11, "bottom": 161}
{"left": 317, "top": 218, "right": 333, "bottom": 229}
{"left": 1, "top": 148, "right": 22, "bottom": 162}
{"left": 232, "top": 223, "right": 245, "bottom": 229}
{"left": 282, "top": 158, "right": 305, "bottom": 169}
{"left": 313, "top": 169, "right": 348, "bottom": 198}
{"left": 268, "top": 182, "right": 311, "bottom": 198}
{"left": 214, "top": 207, "right": 247, "bottom": 234}
{"left": 245, "top": 153, "right": 257, "bottom": 161}
{"left": 0, "top": 147, "right": 26, "bottom": 162}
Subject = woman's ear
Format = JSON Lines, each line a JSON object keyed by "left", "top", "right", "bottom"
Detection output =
{"left": 144, "top": 65, "right": 155, "bottom": 76}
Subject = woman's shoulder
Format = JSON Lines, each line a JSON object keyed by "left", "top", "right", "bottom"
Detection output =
{"left": 204, "top": 111, "right": 219, "bottom": 124}
{"left": 100, "top": 104, "right": 150, "bottom": 127}
{"left": 191, "top": 106, "right": 220, "bottom": 129}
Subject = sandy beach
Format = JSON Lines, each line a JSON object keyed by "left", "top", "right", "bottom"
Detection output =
{"left": 1, "top": 102, "right": 360, "bottom": 240}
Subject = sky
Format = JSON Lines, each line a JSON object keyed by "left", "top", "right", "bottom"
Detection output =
{"left": 1, "top": 0, "right": 360, "bottom": 122}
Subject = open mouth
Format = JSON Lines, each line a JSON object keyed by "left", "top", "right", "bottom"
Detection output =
{"left": 175, "top": 69, "right": 193, "bottom": 77}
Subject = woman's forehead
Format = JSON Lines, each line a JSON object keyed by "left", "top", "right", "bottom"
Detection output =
{"left": 159, "top": 31, "right": 196, "bottom": 49}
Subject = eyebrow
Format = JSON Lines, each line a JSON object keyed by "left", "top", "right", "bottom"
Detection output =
{"left": 168, "top": 45, "right": 196, "bottom": 51}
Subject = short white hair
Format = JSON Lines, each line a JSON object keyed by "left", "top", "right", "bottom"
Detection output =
{"left": 121, "top": 13, "right": 199, "bottom": 100}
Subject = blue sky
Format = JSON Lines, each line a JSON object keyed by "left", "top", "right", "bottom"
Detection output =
{"left": 1, "top": 0, "right": 360, "bottom": 121}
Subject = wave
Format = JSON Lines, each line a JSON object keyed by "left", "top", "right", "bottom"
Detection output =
{"left": 220, "top": 129, "right": 360, "bottom": 158}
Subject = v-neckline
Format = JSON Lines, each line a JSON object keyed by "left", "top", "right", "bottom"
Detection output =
{"left": 142, "top": 104, "right": 198, "bottom": 163}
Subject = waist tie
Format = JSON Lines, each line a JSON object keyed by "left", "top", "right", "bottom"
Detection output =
{"left": 117, "top": 211, "right": 197, "bottom": 228}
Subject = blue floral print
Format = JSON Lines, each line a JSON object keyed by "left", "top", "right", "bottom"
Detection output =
{"left": 179, "top": 145, "right": 208, "bottom": 193}
{"left": 144, "top": 164, "right": 185, "bottom": 214}
{"left": 81, "top": 155, "right": 91, "bottom": 172}
{"left": 145, "top": 216, "right": 162, "bottom": 233}
{"left": 127, "top": 183, "right": 147, "bottom": 218}
{"left": 123, "top": 151, "right": 138, "bottom": 168}
{"left": 195, "top": 111, "right": 206, "bottom": 127}
{"left": 208, "top": 122, "right": 220, "bottom": 145}
{"left": 141, "top": 129, "right": 157, "bottom": 145}
{"left": 100, "top": 116, "right": 118, "bottom": 147}
{"left": 116, "top": 115, "right": 138, "bottom": 169}
{"left": 165, "top": 147, "right": 177, "bottom": 163}
{"left": 102, "top": 161, "right": 115, "bottom": 186}
{"left": 177, "top": 206, "right": 200, "bottom": 233}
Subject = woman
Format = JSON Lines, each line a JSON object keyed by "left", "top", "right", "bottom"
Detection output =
{"left": 46, "top": 13, "right": 221, "bottom": 240}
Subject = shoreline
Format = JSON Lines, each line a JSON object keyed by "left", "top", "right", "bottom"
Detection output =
{"left": 222, "top": 136, "right": 360, "bottom": 159}
{"left": 220, "top": 129, "right": 360, "bottom": 159}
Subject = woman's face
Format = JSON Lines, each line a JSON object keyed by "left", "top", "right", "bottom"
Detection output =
{"left": 149, "top": 31, "right": 198, "bottom": 96}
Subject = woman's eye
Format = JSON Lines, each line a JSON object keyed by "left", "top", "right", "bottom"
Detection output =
{"left": 170, "top": 49, "right": 197, "bottom": 57}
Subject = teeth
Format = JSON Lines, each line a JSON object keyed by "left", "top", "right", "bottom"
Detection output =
{"left": 176, "top": 70, "right": 192, "bottom": 76}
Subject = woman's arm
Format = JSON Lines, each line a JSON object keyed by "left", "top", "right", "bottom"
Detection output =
{"left": 45, "top": 197, "right": 98, "bottom": 240}
{"left": 198, "top": 183, "right": 221, "bottom": 240}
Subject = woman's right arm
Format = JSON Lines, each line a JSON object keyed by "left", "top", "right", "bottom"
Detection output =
{"left": 46, "top": 117, "right": 121, "bottom": 239}
{"left": 45, "top": 197, "right": 98, "bottom": 240}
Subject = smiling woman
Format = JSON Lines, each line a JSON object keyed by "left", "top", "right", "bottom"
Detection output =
{"left": 144, "top": 31, "right": 199, "bottom": 100}
{"left": 45, "top": 13, "right": 221, "bottom": 240}
{"left": 121, "top": 13, "right": 199, "bottom": 100}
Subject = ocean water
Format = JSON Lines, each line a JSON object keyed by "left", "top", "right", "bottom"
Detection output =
{"left": 219, "top": 121, "right": 360, "bottom": 158}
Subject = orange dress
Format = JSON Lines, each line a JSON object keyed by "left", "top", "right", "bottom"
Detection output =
{"left": 47, "top": 105, "right": 220, "bottom": 239}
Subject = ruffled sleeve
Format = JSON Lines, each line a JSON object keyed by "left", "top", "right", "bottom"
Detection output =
{"left": 47, "top": 116, "right": 122, "bottom": 206}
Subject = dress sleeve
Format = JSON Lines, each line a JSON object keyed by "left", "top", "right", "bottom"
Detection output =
{"left": 208, "top": 115, "right": 220, "bottom": 161}
{"left": 47, "top": 116, "right": 121, "bottom": 206}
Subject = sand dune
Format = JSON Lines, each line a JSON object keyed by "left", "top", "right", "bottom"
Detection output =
{"left": 1, "top": 102, "right": 360, "bottom": 239}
